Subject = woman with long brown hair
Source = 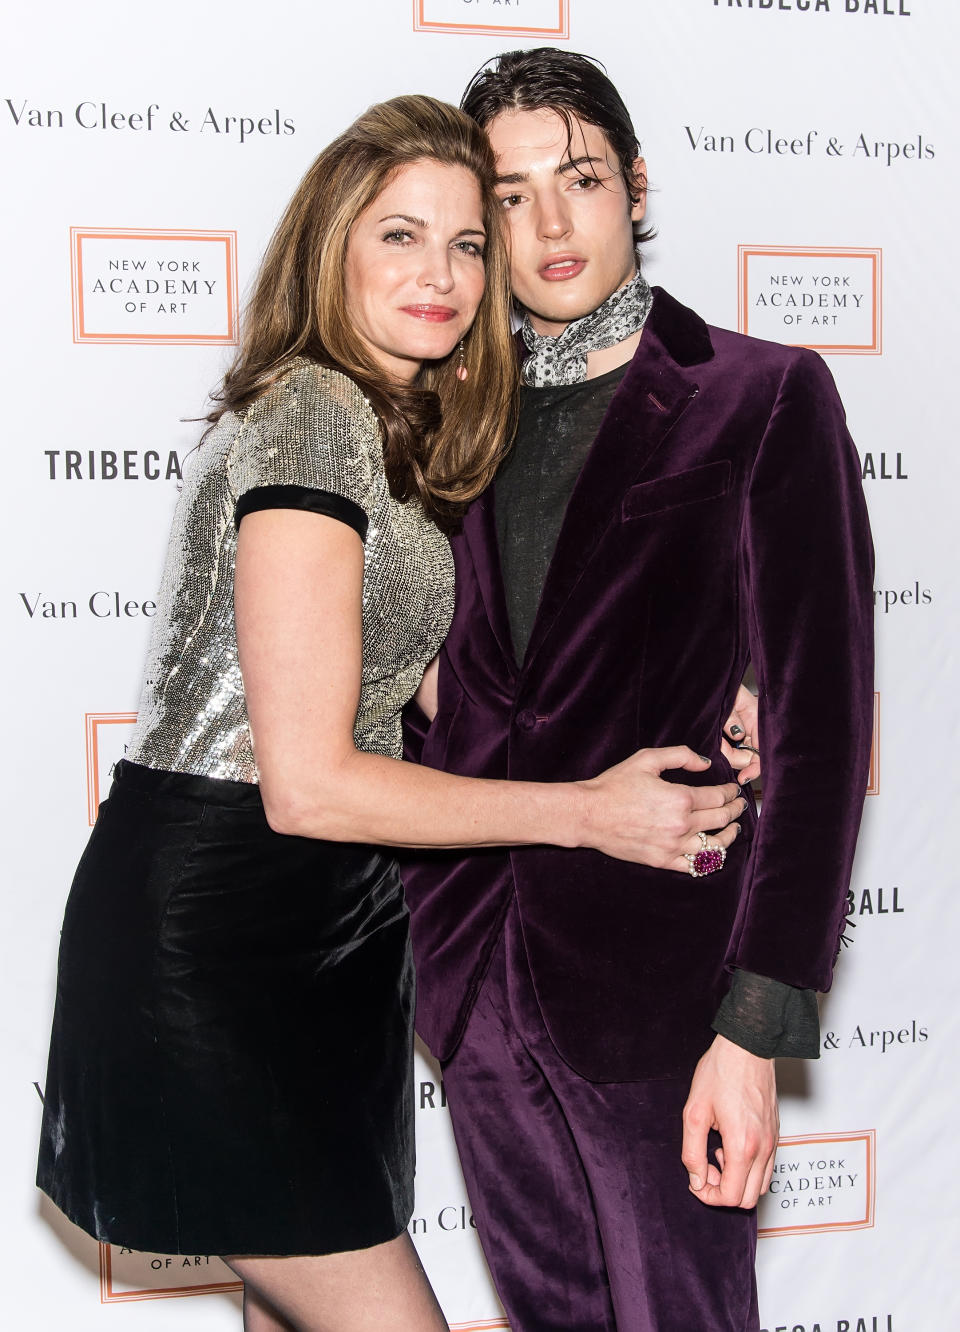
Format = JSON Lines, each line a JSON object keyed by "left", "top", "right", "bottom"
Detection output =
{"left": 37, "top": 95, "right": 745, "bottom": 1330}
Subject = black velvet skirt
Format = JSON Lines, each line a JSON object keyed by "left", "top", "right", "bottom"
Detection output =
{"left": 37, "top": 760, "right": 415, "bottom": 1256}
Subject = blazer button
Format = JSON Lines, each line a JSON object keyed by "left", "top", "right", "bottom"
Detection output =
{"left": 515, "top": 709, "right": 537, "bottom": 731}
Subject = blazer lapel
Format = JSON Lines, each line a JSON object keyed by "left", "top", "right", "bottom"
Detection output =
{"left": 521, "top": 288, "right": 714, "bottom": 674}
{"left": 461, "top": 488, "right": 517, "bottom": 674}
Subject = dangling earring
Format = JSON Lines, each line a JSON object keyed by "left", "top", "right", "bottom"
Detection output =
{"left": 456, "top": 340, "right": 469, "bottom": 382}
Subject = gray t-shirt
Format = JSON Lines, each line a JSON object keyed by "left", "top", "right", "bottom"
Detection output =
{"left": 496, "top": 364, "right": 628, "bottom": 663}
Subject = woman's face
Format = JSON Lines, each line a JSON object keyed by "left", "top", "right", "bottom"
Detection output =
{"left": 344, "top": 159, "right": 488, "bottom": 383}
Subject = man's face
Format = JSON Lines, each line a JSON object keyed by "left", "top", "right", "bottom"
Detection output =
{"left": 486, "top": 108, "right": 645, "bottom": 337}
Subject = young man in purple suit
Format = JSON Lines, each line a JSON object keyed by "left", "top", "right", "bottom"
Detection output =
{"left": 404, "top": 49, "right": 873, "bottom": 1331}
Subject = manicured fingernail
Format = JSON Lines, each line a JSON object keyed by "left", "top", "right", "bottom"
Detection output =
{"left": 698, "top": 754, "right": 710, "bottom": 763}
{"left": 728, "top": 724, "right": 744, "bottom": 737}
{"left": 690, "top": 1174, "right": 703, "bottom": 1190}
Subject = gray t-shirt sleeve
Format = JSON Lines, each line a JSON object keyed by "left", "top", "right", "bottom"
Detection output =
{"left": 711, "top": 968, "right": 820, "bottom": 1059}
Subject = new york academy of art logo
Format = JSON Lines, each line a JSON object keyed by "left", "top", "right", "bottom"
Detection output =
{"left": 738, "top": 245, "right": 882, "bottom": 354}
{"left": 85, "top": 711, "right": 137, "bottom": 823}
{"left": 413, "top": 0, "right": 569, "bottom": 38}
{"left": 99, "top": 1245, "right": 242, "bottom": 1304}
{"left": 757, "top": 1130, "right": 876, "bottom": 1238}
{"left": 70, "top": 227, "right": 238, "bottom": 345}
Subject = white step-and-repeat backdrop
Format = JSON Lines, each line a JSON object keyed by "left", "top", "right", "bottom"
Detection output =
{"left": 4, "top": 2, "right": 957, "bottom": 1328}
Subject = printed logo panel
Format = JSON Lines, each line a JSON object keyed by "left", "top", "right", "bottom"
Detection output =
{"left": 761, "top": 1314, "right": 894, "bottom": 1332}
{"left": 99, "top": 1245, "right": 242, "bottom": 1303}
{"left": 71, "top": 227, "right": 238, "bottom": 345}
{"left": 413, "top": 0, "right": 569, "bottom": 38}
{"left": 738, "top": 246, "right": 882, "bottom": 354}
{"left": 85, "top": 711, "right": 137, "bottom": 824}
{"left": 712, "top": 1, "right": 913, "bottom": 18}
{"left": 867, "top": 691, "right": 879, "bottom": 796}
{"left": 823, "top": 1019, "right": 927, "bottom": 1056}
{"left": 758, "top": 1130, "right": 876, "bottom": 1238}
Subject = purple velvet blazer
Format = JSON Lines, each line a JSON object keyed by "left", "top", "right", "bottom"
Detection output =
{"left": 402, "top": 288, "right": 874, "bottom": 1082}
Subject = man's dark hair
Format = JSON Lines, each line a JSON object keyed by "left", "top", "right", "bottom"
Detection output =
{"left": 461, "top": 47, "right": 654, "bottom": 243}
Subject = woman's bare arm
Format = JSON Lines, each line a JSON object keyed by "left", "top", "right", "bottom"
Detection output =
{"left": 235, "top": 509, "right": 745, "bottom": 865}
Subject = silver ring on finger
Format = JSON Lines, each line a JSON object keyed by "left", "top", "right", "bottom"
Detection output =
{"left": 684, "top": 830, "right": 727, "bottom": 878}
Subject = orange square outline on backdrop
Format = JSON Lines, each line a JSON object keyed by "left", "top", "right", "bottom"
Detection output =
{"left": 738, "top": 245, "right": 882, "bottom": 354}
{"left": 413, "top": 0, "right": 569, "bottom": 38}
{"left": 867, "top": 691, "right": 880, "bottom": 796}
{"left": 84, "top": 711, "right": 137, "bottom": 824}
{"left": 99, "top": 1241, "right": 508, "bottom": 1323}
{"left": 758, "top": 1129, "right": 876, "bottom": 1239}
{"left": 99, "top": 1245, "right": 243, "bottom": 1303}
{"left": 70, "top": 227, "right": 239, "bottom": 345}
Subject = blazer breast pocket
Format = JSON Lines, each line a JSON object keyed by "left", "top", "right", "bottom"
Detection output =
{"left": 621, "top": 460, "right": 732, "bottom": 521}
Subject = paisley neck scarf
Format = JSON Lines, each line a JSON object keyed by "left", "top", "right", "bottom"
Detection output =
{"left": 521, "top": 263, "right": 653, "bottom": 388}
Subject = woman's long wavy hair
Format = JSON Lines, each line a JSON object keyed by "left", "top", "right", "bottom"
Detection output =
{"left": 209, "top": 95, "right": 517, "bottom": 531}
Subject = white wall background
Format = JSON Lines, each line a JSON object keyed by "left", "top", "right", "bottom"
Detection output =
{"left": 3, "top": 2, "right": 957, "bottom": 1327}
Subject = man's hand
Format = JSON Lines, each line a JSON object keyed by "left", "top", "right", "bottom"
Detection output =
{"left": 681, "top": 1033, "right": 779, "bottom": 1209}
{"left": 722, "top": 683, "right": 761, "bottom": 784}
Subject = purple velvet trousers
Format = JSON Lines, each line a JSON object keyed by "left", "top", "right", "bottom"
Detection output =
{"left": 441, "top": 904, "right": 759, "bottom": 1332}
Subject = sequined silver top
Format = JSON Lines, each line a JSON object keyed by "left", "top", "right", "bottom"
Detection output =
{"left": 127, "top": 360, "right": 455, "bottom": 781}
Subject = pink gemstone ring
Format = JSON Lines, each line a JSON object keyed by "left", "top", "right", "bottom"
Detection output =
{"left": 685, "top": 831, "right": 726, "bottom": 878}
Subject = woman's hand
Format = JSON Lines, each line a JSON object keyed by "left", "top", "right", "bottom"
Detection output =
{"left": 577, "top": 747, "right": 746, "bottom": 870}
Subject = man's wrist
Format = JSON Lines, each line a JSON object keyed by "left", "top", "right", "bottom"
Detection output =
{"left": 707, "top": 1031, "right": 773, "bottom": 1065}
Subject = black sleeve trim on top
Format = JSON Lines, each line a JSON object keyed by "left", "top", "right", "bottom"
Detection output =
{"left": 235, "top": 485, "right": 368, "bottom": 541}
